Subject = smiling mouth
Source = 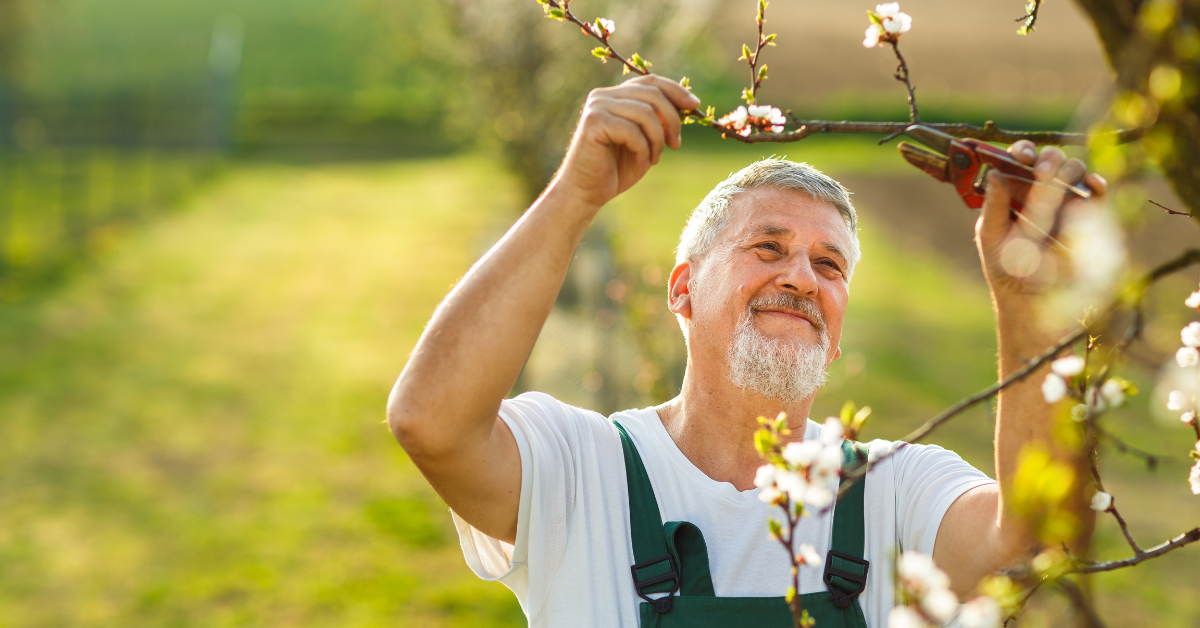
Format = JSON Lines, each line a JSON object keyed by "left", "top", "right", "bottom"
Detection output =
{"left": 755, "top": 308, "right": 814, "bottom": 326}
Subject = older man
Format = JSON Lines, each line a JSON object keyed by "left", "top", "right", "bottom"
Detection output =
{"left": 388, "top": 75, "right": 1103, "bottom": 627}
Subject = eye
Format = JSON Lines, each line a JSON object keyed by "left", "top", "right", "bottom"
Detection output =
{"left": 755, "top": 242, "right": 782, "bottom": 253}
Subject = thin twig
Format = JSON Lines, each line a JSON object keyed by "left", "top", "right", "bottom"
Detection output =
{"left": 888, "top": 40, "right": 919, "bottom": 123}
{"left": 1151, "top": 199, "right": 1193, "bottom": 217}
{"left": 741, "top": 0, "right": 774, "bottom": 105}
{"left": 1094, "top": 425, "right": 1173, "bottom": 470}
{"left": 1069, "top": 528, "right": 1200, "bottom": 573}
{"left": 542, "top": 0, "right": 648, "bottom": 77}
{"left": 1015, "top": 0, "right": 1044, "bottom": 34}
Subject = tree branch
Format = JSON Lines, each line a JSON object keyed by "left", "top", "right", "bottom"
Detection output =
{"left": 834, "top": 248, "right": 1200, "bottom": 503}
{"left": 1069, "top": 528, "right": 1200, "bottom": 573}
{"left": 700, "top": 117, "right": 1145, "bottom": 146}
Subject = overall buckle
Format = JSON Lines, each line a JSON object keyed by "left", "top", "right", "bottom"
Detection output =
{"left": 823, "top": 550, "right": 870, "bottom": 609}
{"left": 630, "top": 554, "right": 680, "bottom": 613}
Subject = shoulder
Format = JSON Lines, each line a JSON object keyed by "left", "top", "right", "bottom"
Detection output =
{"left": 865, "top": 439, "right": 994, "bottom": 496}
{"left": 499, "top": 391, "right": 621, "bottom": 452}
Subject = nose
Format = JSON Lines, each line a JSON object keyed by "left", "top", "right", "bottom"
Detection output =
{"left": 776, "top": 251, "right": 819, "bottom": 297}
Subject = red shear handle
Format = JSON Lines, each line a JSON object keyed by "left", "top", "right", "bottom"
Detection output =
{"left": 949, "top": 139, "right": 1092, "bottom": 211}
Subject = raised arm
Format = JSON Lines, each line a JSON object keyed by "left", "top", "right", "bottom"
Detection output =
{"left": 388, "top": 75, "right": 699, "bottom": 544}
{"left": 933, "top": 141, "right": 1107, "bottom": 595}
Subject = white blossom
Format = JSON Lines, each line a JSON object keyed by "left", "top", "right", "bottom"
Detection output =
{"left": 717, "top": 106, "right": 749, "bottom": 130}
{"left": 887, "top": 606, "right": 927, "bottom": 628}
{"left": 1090, "top": 491, "right": 1112, "bottom": 511}
{"left": 1042, "top": 374, "right": 1068, "bottom": 403}
{"left": 1183, "top": 322, "right": 1200, "bottom": 347}
{"left": 1051, "top": 355, "right": 1085, "bottom": 378}
{"left": 1168, "top": 390, "right": 1189, "bottom": 412}
{"left": 1186, "top": 290, "right": 1200, "bottom": 309}
{"left": 1182, "top": 411, "right": 1196, "bottom": 424}
{"left": 754, "top": 463, "right": 776, "bottom": 489}
{"left": 803, "top": 483, "right": 835, "bottom": 508}
{"left": 921, "top": 588, "right": 959, "bottom": 623}
{"left": 596, "top": 17, "right": 615, "bottom": 36}
{"left": 959, "top": 596, "right": 1002, "bottom": 628}
{"left": 863, "top": 24, "right": 882, "bottom": 48}
{"left": 1100, "top": 379, "right": 1126, "bottom": 408}
{"left": 1190, "top": 461, "right": 1200, "bottom": 495}
{"left": 875, "top": 3, "right": 901, "bottom": 17}
{"left": 747, "top": 104, "right": 773, "bottom": 118}
{"left": 897, "top": 552, "right": 950, "bottom": 591}
{"left": 775, "top": 469, "right": 809, "bottom": 503}
{"left": 782, "top": 440, "right": 821, "bottom": 467}
{"left": 811, "top": 444, "right": 843, "bottom": 480}
{"left": 821, "top": 417, "right": 845, "bottom": 445}
{"left": 1178, "top": 347, "right": 1200, "bottom": 368}
{"left": 746, "top": 104, "right": 787, "bottom": 133}
{"left": 881, "top": 11, "right": 912, "bottom": 34}
{"left": 758, "top": 485, "right": 782, "bottom": 504}
{"left": 796, "top": 543, "right": 823, "bottom": 567}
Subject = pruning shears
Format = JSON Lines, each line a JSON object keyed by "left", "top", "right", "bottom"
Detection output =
{"left": 897, "top": 124, "right": 1092, "bottom": 213}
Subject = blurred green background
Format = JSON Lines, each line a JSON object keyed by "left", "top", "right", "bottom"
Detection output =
{"left": 1, "top": 0, "right": 1198, "bottom": 626}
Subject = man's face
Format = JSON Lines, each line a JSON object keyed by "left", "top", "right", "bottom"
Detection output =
{"left": 674, "top": 187, "right": 852, "bottom": 394}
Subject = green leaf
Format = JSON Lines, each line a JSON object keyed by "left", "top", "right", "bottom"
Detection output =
{"left": 767, "top": 518, "right": 783, "bottom": 539}
{"left": 763, "top": 33, "right": 777, "bottom": 46}
{"left": 757, "top": 65, "right": 768, "bottom": 81}
{"left": 867, "top": 10, "right": 882, "bottom": 25}
{"left": 591, "top": 47, "right": 609, "bottom": 59}
{"left": 839, "top": 401, "right": 856, "bottom": 424}
{"left": 546, "top": 7, "right": 566, "bottom": 20}
{"left": 680, "top": 76, "right": 691, "bottom": 90}
{"left": 739, "top": 43, "right": 751, "bottom": 61}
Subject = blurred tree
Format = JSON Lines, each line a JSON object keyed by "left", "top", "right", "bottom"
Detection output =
{"left": 1073, "top": 0, "right": 1197, "bottom": 212}
{"left": 378, "top": 0, "right": 723, "bottom": 204}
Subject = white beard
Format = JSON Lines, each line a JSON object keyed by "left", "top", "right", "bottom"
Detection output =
{"left": 726, "top": 309, "right": 830, "bottom": 403}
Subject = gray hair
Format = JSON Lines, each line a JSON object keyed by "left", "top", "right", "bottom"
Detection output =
{"left": 675, "top": 158, "right": 861, "bottom": 278}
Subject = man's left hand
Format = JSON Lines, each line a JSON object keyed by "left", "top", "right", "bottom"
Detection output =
{"left": 974, "top": 140, "right": 1108, "bottom": 318}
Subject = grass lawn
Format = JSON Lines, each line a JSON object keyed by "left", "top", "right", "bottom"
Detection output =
{"left": 1, "top": 144, "right": 1197, "bottom": 626}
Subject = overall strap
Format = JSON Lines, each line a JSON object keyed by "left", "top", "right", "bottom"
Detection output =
{"left": 614, "top": 421, "right": 682, "bottom": 612}
{"left": 824, "top": 439, "right": 871, "bottom": 609}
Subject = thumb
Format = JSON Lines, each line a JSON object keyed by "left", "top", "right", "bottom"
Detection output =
{"left": 976, "top": 170, "right": 1013, "bottom": 249}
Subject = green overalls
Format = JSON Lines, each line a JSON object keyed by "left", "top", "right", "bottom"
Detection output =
{"left": 614, "top": 422, "right": 871, "bottom": 628}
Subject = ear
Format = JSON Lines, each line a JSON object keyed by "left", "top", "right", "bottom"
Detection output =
{"left": 668, "top": 262, "right": 694, "bottom": 320}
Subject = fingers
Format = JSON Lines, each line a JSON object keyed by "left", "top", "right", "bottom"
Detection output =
{"left": 594, "top": 96, "right": 667, "bottom": 162}
{"left": 977, "top": 170, "right": 1014, "bottom": 248}
{"left": 595, "top": 111, "right": 652, "bottom": 170}
{"left": 1008, "top": 140, "right": 1037, "bottom": 166}
{"left": 628, "top": 74, "right": 701, "bottom": 112}
{"left": 1084, "top": 172, "right": 1108, "bottom": 200}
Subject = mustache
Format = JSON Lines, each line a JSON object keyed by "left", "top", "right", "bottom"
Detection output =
{"left": 747, "top": 293, "right": 826, "bottom": 332}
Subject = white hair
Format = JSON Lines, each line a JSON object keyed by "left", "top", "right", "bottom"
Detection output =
{"left": 675, "top": 158, "right": 861, "bottom": 278}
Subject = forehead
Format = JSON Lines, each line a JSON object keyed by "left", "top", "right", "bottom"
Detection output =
{"left": 723, "top": 187, "right": 851, "bottom": 248}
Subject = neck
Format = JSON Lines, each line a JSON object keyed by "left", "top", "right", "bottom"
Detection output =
{"left": 657, "top": 362, "right": 816, "bottom": 491}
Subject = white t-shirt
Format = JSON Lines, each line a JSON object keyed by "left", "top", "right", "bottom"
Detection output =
{"left": 453, "top": 392, "right": 995, "bottom": 627}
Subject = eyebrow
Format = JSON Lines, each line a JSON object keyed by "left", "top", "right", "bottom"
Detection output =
{"left": 749, "top": 225, "right": 849, "bottom": 267}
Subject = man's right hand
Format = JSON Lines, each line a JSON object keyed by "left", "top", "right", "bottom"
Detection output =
{"left": 551, "top": 75, "right": 700, "bottom": 210}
